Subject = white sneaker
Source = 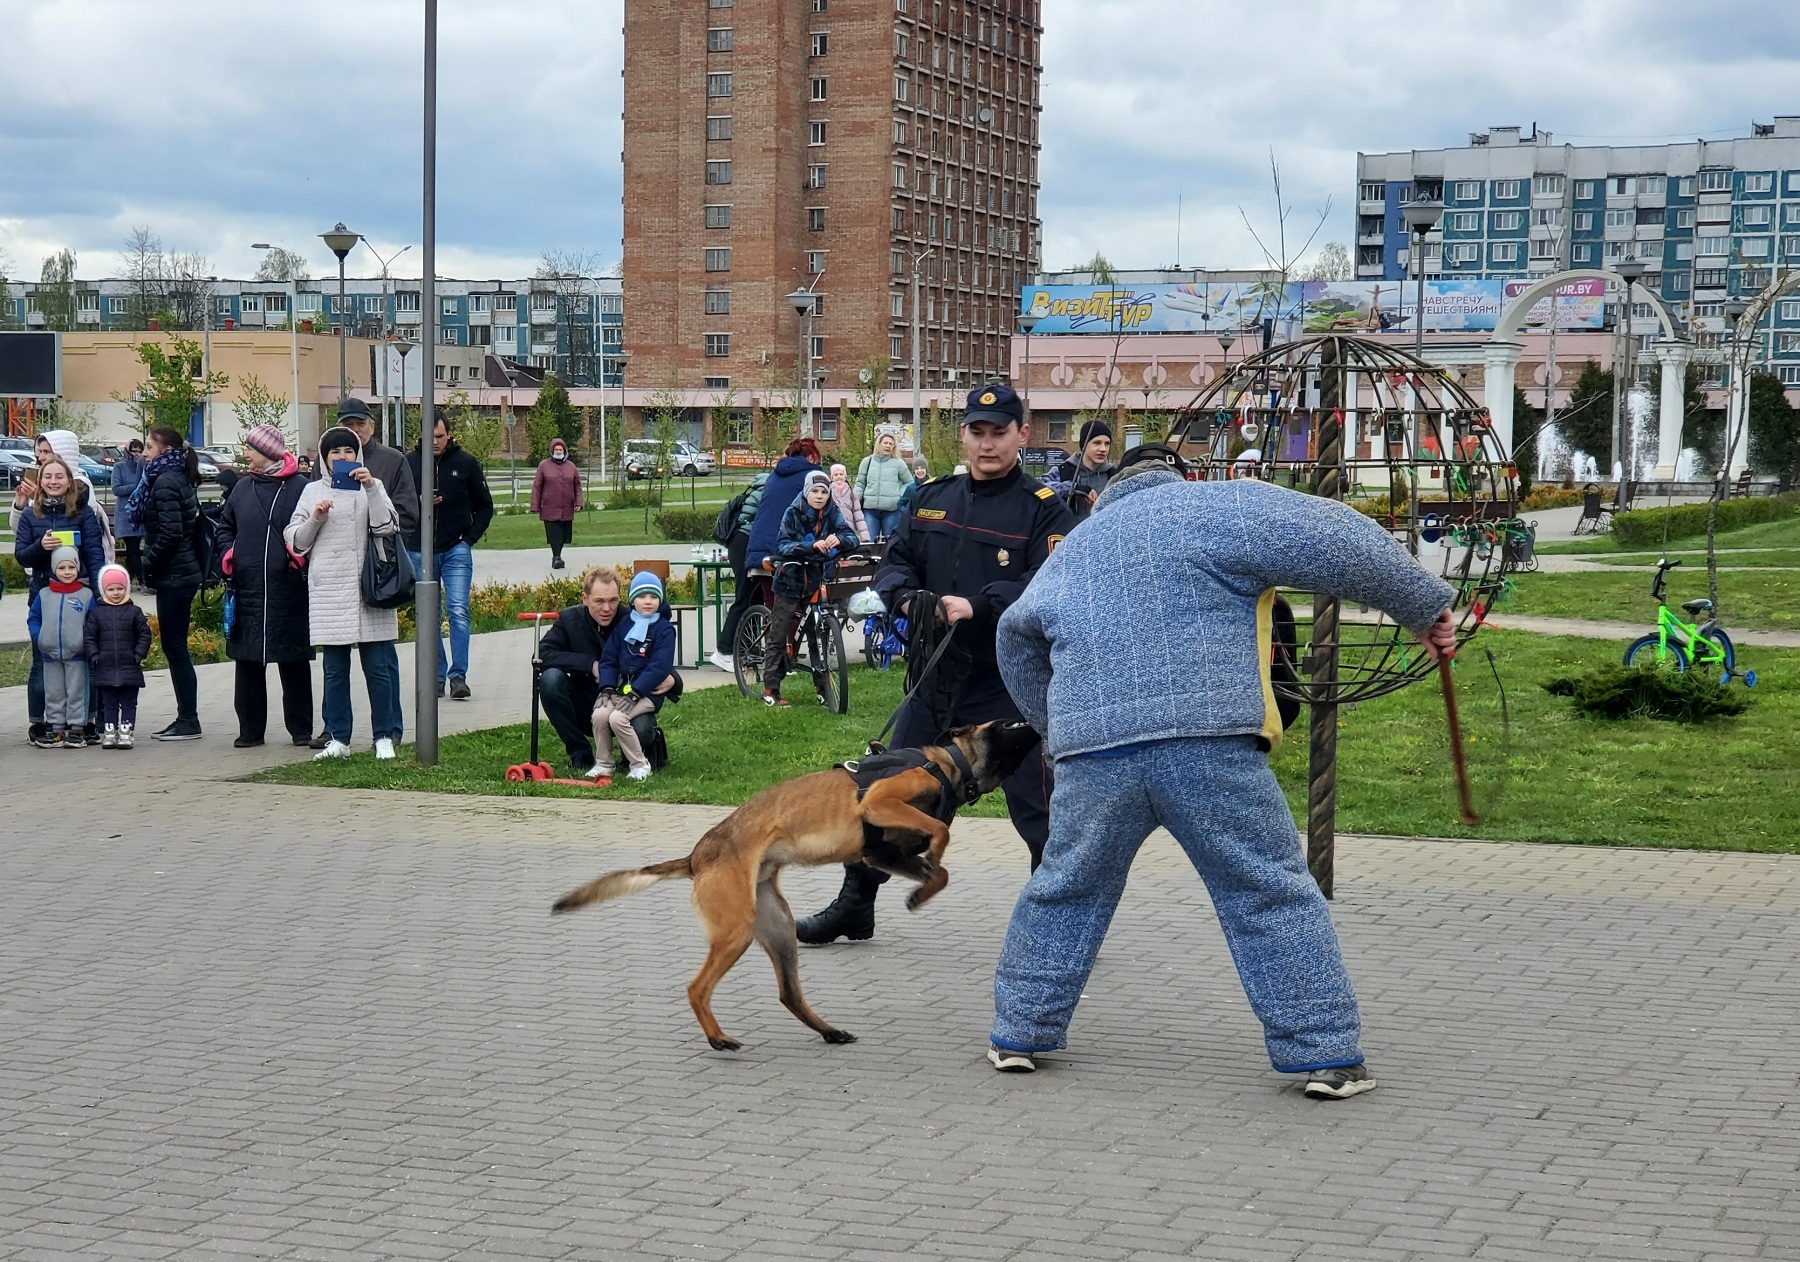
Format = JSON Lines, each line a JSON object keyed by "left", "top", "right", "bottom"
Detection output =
{"left": 312, "top": 739, "right": 351, "bottom": 761}
{"left": 374, "top": 738, "right": 396, "bottom": 760}
{"left": 708, "top": 650, "right": 734, "bottom": 672}
{"left": 584, "top": 764, "right": 610, "bottom": 779}
{"left": 627, "top": 764, "right": 653, "bottom": 781}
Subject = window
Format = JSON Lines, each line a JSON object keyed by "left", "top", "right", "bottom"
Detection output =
{"left": 707, "top": 27, "right": 733, "bottom": 52}
{"left": 470, "top": 294, "right": 490, "bottom": 312}
{"left": 1670, "top": 272, "right": 1690, "bottom": 293}
{"left": 1695, "top": 268, "right": 1728, "bottom": 287}
{"left": 895, "top": 31, "right": 908, "bottom": 57}
{"left": 1530, "top": 237, "right": 1559, "bottom": 259}
{"left": 494, "top": 294, "right": 516, "bottom": 312}
{"left": 494, "top": 326, "right": 516, "bottom": 346}
{"left": 1574, "top": 180, "right": 1598, "bottom": 200}
{"left": 1741, "top": 237, "right": 1772, "bottom": 258}
{"left": 1530, "top": 207, "right": 1563, "bottom": 227}
{"left": 1453, "top": 180, "right": 1481, "bottom": 201}
{"left": 1572, "top": 243, "right": 1594, "bottom": 263}
{"left": 1789, "top": 173, "right": 1800, "bottom": 194}
{"left": 704, "top": 204, "right": 731, "bottom": 229}
{"left": 1449, "top": 211, "right": 1480, "bottom": 232}
{"left": 1788, "top": 237, "right": 1800, "bottom": 258}
{"left": 239, "top": 294, "right": 264, "bottom": 313}
{"left": 1359, "top": 182, "right": 1385, "bottom": 203}
{"left": 704, "top": 290, "right": 730, "bottom": 315}
{"left": 819, "top": 412, "right": 838, "bottom": 442}
{"left": 531, "top": 291, "right": 556, "bottom": 312}
{"left": 1699, "top": 170, "right": 1731, "bottom": 192}
{"left": 809, "top": 120, "right": 826, "bottom": 146}
{"left": 704, "top": 248, "right": 731, "bottom": 271}
{"left": 1449, "top": 243, "right": 1478, "bottom": 263}
{"left": 1697, "top": 236, "right": 1729, "bottom": 256}
{"left": 707, "top": 115, "right": 732, "bottom": 140}
{"left": 434, "top": 364, "right": 446, "bottom": 381}
{"left": 894, "top": 75, "right": 908, "bottom": 101}
{"left": 1608, "top": 176, "right": 1641, "bottom": 196}
{"left": 810, "top": 76, "right": 827, "bottom": 101}
{"left": 1674, "top": 242, "right": 1694, "bottom": 261}
{"left": 1533, "top": 174, "right": 1564, "bottom": 196}
{"left": 1605, "top": 209, "right": 1633, "bottom": 228}
{"left": 708, "top": 0, "right": 732, "bottom": 6}
{"left": 107, "top": 296, "right": 126, "bottom": 314}
{"left": 1743, "top": 172, "right": 1773, "bottom": 193}
{"left": 705, "top": 160, "right": 732, "bottom": 184}
{"left": 1778, "top": 334, "right": 1800, "bottom": 353}
{"left": 892, "top": 162, "right": 907, "bottom": 188}
{"left": 1780, "top": 366, "right": 1800, "bottom": 387}
{"left": 1678, "top": 176, "right": 1695, "bottom": 197}
{"left": 441, "top": 298, "right": 458, "bottom": 316}
{"left": 1786, "top": 204, "right": 1800, "bottom": 225}
{"left": 1492, "top": 179, "right": 1521, "bottom": 200}
{"left": 1697, "top": 202, "right": 1731, "bottom": 223}
{"left": 76, "top": 291, "right": 98, "bottom": 313}
{"left": 810, "top": 32, "right": 827, "bottom": 56}
{"left": 806, "top": 251, "right": 826, "bottom": 274}
{"left": 1490, "top": 242, "right": 1520, "bottom": 263}
{"left": 891, "top": 293, "right": 905, "bottom": 317}
{"left": 813, "top": 0, "right": 827, "bottom": 9}
{"left": 891, "top": 250, "right": 906, "bottom": 274}
{"left": 1573, "top": 211, "right": 1594, "bottom": 230}
{"left": 893, "top": 120, "right": 907, "bottom": 145}
{"left": 439, "top": 326, "right": 460, "bottom": 345}
{"left": 704, "top": 333, "right": 730, "bottom": 357}
{"left": 807, "top": 207, "right": 826, "bottom": 231}
{"left": 1675, "top": 208, "right": 1696, "bottom": 228}
{"left": 1492, "top": 211, "right": 1523, "bottom": 231}
{"left": 1603, "top": 240, "right": 1627, "bottom": 261}
{"left": 707, "top": 72, "right": 732, "bottom": 97}
{"left": 1742, "top": 205, "right": 1772, "bottom": 226}
{"left": 806, "top": 164, "right": 826, "bottom": 189}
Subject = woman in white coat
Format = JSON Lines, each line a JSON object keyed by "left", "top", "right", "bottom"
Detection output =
{"left": 285, "top": 426, "right": 405, "bottom": 760}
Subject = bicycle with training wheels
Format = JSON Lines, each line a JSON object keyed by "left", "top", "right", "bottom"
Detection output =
{"left": 1622, "top": 559, "right": 1757, "bottom": 686}
{"left": 731, "top": 555, "right": 868, "bottom": 713}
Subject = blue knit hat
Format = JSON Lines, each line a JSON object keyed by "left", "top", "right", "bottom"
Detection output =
{"left": 628, "top": 570, "right": 664, "bottom": 601}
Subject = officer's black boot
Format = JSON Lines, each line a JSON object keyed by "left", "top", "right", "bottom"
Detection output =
{"left": 795, "top": 863, "right": 888, "bottom": 944}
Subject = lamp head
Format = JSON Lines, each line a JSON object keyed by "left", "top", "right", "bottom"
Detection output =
{"left": 1616, "top": 259, "right": 1647, "bottom": 283}
{"left": 1217, "top": 331, "right": 1236, "bottom": 352}
{"left": 1017, "top": 313, "right": 1040, "bottom": 334}
{"left": 1400, "top": 198, "right": 1444, "bottom": 235}
{"left": 787, "top": 288, "right": 817, "bottom": 316}
{"left": 321, "top": 223, "right": 361, "bottom": 261}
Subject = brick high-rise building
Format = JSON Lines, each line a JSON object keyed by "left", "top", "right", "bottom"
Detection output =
{"left": 623, "top": 0, "right": 1042, "bottom": 418}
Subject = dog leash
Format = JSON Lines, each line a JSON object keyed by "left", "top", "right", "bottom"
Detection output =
{"left": 867, "top": 597, "right": 962, "bottom": 753}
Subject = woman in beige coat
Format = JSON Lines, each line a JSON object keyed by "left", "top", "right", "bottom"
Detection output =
{"left": 285, "top": 426, "right": 404, "bottom": 761}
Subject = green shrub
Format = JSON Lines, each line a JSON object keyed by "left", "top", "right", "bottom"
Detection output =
{"left": 655, "top": 508, "right": 717, "bottom": 541}
{"left": 604, "top": 485, "right": 663, "bottom": 509}
{"left": 1, "top": 555, "right": 24, "bottom": 592}
{"left": 1611, "top": 491, "right": 1800, "bottom": 547}
{"left": 1542, "top": 663, "right": 1750, "bottom": 722}
{"left": 1519, "top": 486, "right": 1584, "bottom": 512}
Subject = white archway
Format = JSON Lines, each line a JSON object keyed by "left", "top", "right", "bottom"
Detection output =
{"left": 1485, "top": 268, "right": 1691, "bottom": 478}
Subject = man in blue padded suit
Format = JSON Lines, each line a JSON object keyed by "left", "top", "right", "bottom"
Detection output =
{"left": 987, "top": 443, "right": 1456, "bottom": 1099}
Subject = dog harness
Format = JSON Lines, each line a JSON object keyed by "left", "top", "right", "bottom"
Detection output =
{"left": 837, "top": 744, "right": 980, "bottom": 824}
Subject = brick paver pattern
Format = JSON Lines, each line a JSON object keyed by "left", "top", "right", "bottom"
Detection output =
{"left": 2, "top": 779, "right": 1796, "bottom": 1262}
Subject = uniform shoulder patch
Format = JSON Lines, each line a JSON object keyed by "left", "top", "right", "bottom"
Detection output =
{"left": 1034, "top": 485, "right": 1056, "bottom": 500}
{"left": 914, "top": 508, "right": 947, "bottom": 520}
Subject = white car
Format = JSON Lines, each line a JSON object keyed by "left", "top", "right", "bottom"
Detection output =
{"left": 622, "top": 440, "right": 716, "bottom": 479}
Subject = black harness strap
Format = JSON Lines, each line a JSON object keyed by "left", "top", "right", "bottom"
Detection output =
{"left": 837, "top": 743, "right": 980, "bottom": 823}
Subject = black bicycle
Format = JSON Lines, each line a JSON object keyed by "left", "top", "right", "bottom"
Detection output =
{"left": 732, "top": 561, "right": 853, "bottom": 713}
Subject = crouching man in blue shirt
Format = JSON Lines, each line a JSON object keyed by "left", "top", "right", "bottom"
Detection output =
{"left": 987, "top": 445, "right": 1457, "bottom": 1099}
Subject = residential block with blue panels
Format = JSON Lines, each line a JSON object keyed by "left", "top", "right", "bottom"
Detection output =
{"left": 1357, "top": 119, "right": 1800, "bottom": 385}
{"left": 5, "top": 276, "right": 627, "bottom": 388}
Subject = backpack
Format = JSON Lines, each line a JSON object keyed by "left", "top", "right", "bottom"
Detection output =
{"left": 712, "top": 488, "right": 748, "bottom": 545}
{"left": 193, "top": 501, "right": 223, "bottom": 590}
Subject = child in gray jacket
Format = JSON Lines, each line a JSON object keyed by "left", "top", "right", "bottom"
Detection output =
{"left": 29, "top": 546, "right": 97, "bottom": 748}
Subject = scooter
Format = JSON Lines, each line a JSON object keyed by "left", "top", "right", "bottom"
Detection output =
{"left": 503, "top": 611, "right": 612, "bottom": 787}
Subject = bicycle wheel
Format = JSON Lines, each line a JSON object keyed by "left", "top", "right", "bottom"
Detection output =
{"left": 861, "top": 614, "right": 884, "bottom": 670}
{"left": 802, "top": 612, "right": 850, "bottom": 714}
{"left": 1624, "top": 634, "right": 1689, "bottom": 673}
{"left": 733, "top": 606, "right": 771, "bottom": 698}
{"left": 1693, "top": 628, "right": 1734, "bottom": 673}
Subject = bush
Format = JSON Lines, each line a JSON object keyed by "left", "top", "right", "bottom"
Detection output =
{"left": 1542, "top": 663, "right": 1750, "bottom": 722}
{"left": 1519, "top": 486, "right": 1585, "bottom": 512}
{"left": 1, "top": 555, "right": 25, "bottom": 592}
{"left": 604, "top": 485, "right": 663, "bottom": 509}
{"left": 1611, "top": 491, "right": 1800, "bottom": 547}
{"left": 655, "top": 508, "right": 717, "bottom": 541}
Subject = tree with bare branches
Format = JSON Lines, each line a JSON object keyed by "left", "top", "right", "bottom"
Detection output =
{"left": 536, "top": 249, "right": 610, "bottom": 386}
{"left": 253, "top": 247, "right": 312, "bottom": 283}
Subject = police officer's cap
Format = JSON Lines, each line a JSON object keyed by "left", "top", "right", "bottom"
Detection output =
{"left": 1113, "top": 442, "right": 1189, "bottom": 478}
{"left": 962, "top": 382, "right": 1024, "bottom": 428}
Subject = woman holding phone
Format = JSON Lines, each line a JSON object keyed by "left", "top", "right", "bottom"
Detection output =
{"left": 285, "top": 426, "right": 404, "bottom": 761}
{"left": 13, "top": 455, "right": 107, "bottom": 747}
{"left": 126, "top": 427, "right": 205, "bottom": 741}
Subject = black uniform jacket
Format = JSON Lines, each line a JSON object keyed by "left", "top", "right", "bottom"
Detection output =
{"left": 874, "top": 464, "right": 1074, "bottom": 685}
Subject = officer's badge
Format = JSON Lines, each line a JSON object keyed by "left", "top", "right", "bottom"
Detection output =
{"left": 978, "top": 390, "right": 997, "bottom": 405}
{"left": 996, "top": 548, "right": 1010, "bottom": 567}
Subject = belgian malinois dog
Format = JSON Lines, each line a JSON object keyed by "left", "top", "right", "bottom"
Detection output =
{"left": 551, "top": 719, "right": 1041, "bottom": 1050}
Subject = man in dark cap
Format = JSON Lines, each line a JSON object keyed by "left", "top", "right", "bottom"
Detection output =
{"left": 797, "top": 382, "right": 1076, "bottom": 944}
{"left": 1051, "top": 419, "right": 1115, "bottom": 521}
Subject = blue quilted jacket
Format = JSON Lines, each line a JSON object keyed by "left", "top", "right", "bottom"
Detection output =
{"left": 996, "top": 471, "right": 1456, "bottom": 759}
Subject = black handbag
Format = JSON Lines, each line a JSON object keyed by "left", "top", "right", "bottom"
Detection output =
{"left": 361, "top": 530, "right": 417, "bottom": 610}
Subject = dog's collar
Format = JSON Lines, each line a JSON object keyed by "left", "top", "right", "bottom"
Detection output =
{"left": 942, "top": 744, "right": 981, "bottom": 806}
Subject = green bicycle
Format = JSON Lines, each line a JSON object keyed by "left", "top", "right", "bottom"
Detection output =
{"left": 1622, "top": 559, "right": 1757, "bottom": 686}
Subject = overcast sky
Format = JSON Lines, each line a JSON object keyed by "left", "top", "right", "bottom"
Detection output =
{"left": 1, "top": 0, "right": 1796, "bottom": 284}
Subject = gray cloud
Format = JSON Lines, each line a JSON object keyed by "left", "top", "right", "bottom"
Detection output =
{"left": 0, "top": 0, "right": 1794, "bottom": 283}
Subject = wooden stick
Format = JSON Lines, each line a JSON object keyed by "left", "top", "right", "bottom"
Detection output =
{"left": 1438, "top": 653, "right": 1479, "bottom": 826}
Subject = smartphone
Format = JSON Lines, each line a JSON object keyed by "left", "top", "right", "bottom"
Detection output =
{"left": 330, "top": 460, "right": 364, "bottom": 491}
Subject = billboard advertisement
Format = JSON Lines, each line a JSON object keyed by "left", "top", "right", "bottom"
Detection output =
{"left": 0, "top": 331, "right": 62, "bottom": 397}
{"left": 1020, "top": 279, "right": 1606, "bottom": 335}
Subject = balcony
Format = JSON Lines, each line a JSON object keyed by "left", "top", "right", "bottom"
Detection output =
{"left": 395, "top": 309, "right": 422, "bottom": 325}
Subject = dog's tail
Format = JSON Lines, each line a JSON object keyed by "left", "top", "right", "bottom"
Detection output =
{"left": 551, "top": 856, "right": 693, "bottom": 915}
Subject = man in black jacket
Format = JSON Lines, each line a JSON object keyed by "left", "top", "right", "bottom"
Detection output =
{"left": 797, "top": 382, "right": 1075, "bottom": 944}
{"left": 537, "top": 567, "right": 661, "bottom": 776}
{"left": 405, "top": 413, "right": 494, "bottom": 700}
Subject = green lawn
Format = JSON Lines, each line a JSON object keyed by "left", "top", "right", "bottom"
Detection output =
{"left": 476, "top": 502, "right": 728, "bottom": 551}
{"left": 250, "top": 630, "right": 1800, "bottom": 854}
{"left": 1537, "top": 515, "right": 1800, "bottom": 555}
{"left": 1503, "top": 567, "right": 1800, "bottom": 630}
{"left": 1, "top": 643, "right": 28, "bottom": 689}
{"left": 1589, "top": 550, "right": 1800, "bottom": 569}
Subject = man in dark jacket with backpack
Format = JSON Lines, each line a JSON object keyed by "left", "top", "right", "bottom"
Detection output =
{"left": 711, "top": 469, "right": 768, "bottom": 673}
{"left": 405, "top": 413, "right": 494, "bottom": 701}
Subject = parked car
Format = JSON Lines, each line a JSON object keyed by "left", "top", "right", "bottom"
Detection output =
{"left": 76, "top": 454, "right": 112, "bottom": 488}
{"left": 670, "top": 442, "right": 716, "bottom": 477}
{"left": 194, "top": 455, "right": 221, "bottom": 484}
{"left": 621, "top": 439, "right": 667, "bottom": 481}
{"left": 199, "top": 445, "right": 243, "bottom": 472}
{"left": 0, "top": 449, "right": 36, "bottom": 489}
{"left": 622, "top": 438, "right": 715, "bottom": 479}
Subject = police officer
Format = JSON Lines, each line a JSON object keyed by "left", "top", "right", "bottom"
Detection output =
{"left": 797, "top": 382, "right": 1075, "bottom": 944}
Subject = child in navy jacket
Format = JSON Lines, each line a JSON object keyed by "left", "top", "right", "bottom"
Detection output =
{"left": 591, "top": 570, "right": 678, "bottom": 783}
{"left": 762, "top": 470, "right": 856, "bottom": 706}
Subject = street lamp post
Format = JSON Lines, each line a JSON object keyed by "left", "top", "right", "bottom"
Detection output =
{"left": 321, "top": 223, "right": 362, "bottom": 405}
{"left": 1399, "top": 198, "right": 1444, "bottom": 364}
{"left": 787, "top": 288, "right": 817, "bottom": 438}
{"left": 1016, "top": 312, "right": 1039, "bottom": 425}
{"left": 606, "top": 348, "right": 630, "bottom": 487}
{"left": 1217, "top": 329, "right": 1236, "bottom": 378}
{"left": 415, "top": 0, "right": 440, "bottom": 766}
{"left": 1610, "top": 257, "right": 1647, "bottom": 481}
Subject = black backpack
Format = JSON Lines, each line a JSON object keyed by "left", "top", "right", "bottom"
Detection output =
{"left": 192, "top": 496, "right": 224, "bottom": 590}
{"left": 713, "top": 484, "right": 752, "bottom": 544}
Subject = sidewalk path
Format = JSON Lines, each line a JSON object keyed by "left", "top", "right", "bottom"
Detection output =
{"left": 0, "top": 768, "right": 1794, "bottom": 1260}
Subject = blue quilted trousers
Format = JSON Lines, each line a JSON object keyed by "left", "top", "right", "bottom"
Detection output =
{"left": 991, "top": 735, "right": 1364, "bottom": 1072}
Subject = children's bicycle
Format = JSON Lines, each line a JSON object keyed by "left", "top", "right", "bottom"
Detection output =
{"left": 1622, "top": 559, "right": 1757, "bottom": 686}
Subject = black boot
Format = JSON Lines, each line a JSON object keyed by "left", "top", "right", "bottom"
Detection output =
{"left": 795, "top": 863, "right": 888, "bottom": 944}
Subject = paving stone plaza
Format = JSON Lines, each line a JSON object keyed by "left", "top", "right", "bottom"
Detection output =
{"left": 3, "top": 767, "right": 1796, "bottom": 1262}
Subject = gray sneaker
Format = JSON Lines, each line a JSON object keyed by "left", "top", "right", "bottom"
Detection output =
{"left": 1303, "top": 1063, "right": 1377, "bottom": 1100}
{"left": 987, "top": 1045, "right": 1036, "bottom": 1073}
